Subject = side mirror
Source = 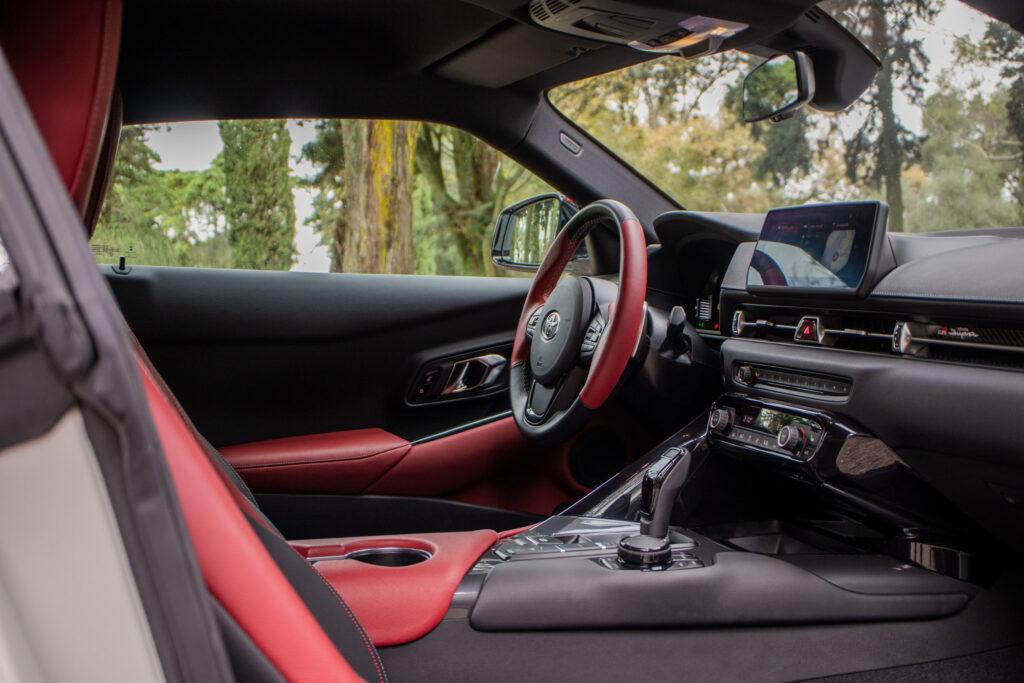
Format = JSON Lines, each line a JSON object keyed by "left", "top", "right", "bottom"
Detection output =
{"left": 491, "top": 193, "right": 584, "bottom": 271}
{"left": 742, "top": 51, "right": 816, "bottom": 123}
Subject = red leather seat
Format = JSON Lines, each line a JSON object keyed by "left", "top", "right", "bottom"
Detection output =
{"left": 2, "top": 2, "right": 390, "bottom": 679}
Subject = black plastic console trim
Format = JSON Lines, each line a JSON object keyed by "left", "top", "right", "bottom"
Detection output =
{"left": 469, "top": 536, "right": 970, "bottom": 631}
{"left": 255, "top": 492, "right": 543, "bottom": 539}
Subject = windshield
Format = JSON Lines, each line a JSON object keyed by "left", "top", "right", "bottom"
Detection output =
{"left": 550, "top": 1, "right": 1023, "bottom": 233}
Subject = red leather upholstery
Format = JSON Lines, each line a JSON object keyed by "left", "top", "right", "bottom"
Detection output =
{"left": 1, "top": 0, "right": 122, "bottom": 222}
{"left": 510, "top": 204, "right": 648, "bottom": 413}
{"left": 138, "top": 356, "right": 363, "bottom": 682}
{"left": 222, "top": 412, "right": 652, "bottom": 516}
{"left": 221, "top": 429, "right": 411, "bottom": 493}
{"left": 292, "top": 530, "right": 498, "bottom": 646}
{"left": 497, "top": 524, "right": 538, "bottom": 539}
{"left": 221, "top": 418, "right": 589, "bottom": 515}
{"left": 363, "top": 417, "right": 591, "bottom": 514}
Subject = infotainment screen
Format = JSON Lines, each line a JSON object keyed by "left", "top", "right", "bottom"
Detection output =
{"left": 746, "top": 202, "right": 887, "bottom": 295}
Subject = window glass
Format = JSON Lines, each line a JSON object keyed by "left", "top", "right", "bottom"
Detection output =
{"left": 91, "top": 120, "right": 553, "bottom": 275}
{"left": 550, "top": 1, "right": 1023, "bottom": 233}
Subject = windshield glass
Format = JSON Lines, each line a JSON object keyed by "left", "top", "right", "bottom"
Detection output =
{"left": 550, "top": 1, "right": 1023, "bottom": 233}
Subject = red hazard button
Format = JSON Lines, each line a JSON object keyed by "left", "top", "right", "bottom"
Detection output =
{"left": 795, "top": 317, "right": 819, "bottom": 343}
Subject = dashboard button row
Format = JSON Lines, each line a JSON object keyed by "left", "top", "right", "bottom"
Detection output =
{"left": 735, "top": 364, "right": 850, "bottom": 396}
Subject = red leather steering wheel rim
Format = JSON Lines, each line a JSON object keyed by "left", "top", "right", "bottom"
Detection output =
{"left": 509, "top": 199, "right": 647, "bottom": 441}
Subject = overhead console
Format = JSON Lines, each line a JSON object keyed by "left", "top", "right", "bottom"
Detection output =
{"left": 527, "top": 1, "right": 750, "bottom": 59}
{"left": 513, "top": 0, "right": 879, "bottom": 110}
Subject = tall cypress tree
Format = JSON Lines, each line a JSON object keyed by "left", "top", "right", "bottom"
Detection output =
{"left": 219, "top": 119, "right": 296, "bottom": 270}
{"left": 829, "top": 0, "right": 942, "bottom": 232}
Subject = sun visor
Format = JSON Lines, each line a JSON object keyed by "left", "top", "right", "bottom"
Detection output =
{"left": 435, "top": 22, "right": 606, "bottom": 88}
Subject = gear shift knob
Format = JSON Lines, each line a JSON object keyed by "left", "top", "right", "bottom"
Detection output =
{"left": 639, "top": 447, "right": 691, "bottom": 539}
{"left": 618, "top": 447, "right": 691, "bottom": 567}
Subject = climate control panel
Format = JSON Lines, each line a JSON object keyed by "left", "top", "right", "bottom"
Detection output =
{"left": 709, "top": 399, "right": 825, "bottom": 461}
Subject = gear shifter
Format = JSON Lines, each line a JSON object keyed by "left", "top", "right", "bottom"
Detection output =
{"left": 617, "top": 447, "right": 691, "bottom": 567}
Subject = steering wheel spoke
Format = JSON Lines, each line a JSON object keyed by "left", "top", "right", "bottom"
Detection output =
{"left": 580, "top": 311, "right": 607, "bottom": 362}
{"left": 524, "top": 306, "right": 543, "bottom": 341}
{"left": 525, "top": 379, "right": 556, "bottom": 423}
{"left": 525, "top": 367, "right": 588, "bottom": 425}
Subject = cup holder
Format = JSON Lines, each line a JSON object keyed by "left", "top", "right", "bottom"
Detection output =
{"left": 344, "top": 547, "right": 432, "bottom": 567}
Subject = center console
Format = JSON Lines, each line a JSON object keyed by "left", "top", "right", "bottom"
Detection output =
{"left": 448, "top": 398, "right": 989, "bottom": 633}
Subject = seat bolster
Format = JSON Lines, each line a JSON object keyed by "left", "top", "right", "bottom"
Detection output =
{"left": 137, "top": 355, "right": 367, "bottom": 683}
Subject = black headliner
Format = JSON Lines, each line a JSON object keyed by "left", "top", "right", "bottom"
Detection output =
{"left": 117, "top": 0, "right": 1024, "bottom": 152}
{"left": 117, "top": 0, "right": 819, "bottom": 149}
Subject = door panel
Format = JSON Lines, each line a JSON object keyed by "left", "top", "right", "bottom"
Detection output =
{"left": 107, "top": 266, "right": 657, "bottom": 519}
{"left": 107, "top": 266, "right": 529, "bottom": 445}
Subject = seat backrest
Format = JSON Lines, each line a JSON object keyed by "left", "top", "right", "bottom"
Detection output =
{"left": 0, "top": 0, "right": 121, "bottom": 231}
{"left": 138, "top": 353, "right": 386, "bottom": 682}
{"left": 3, "top": 0, "right": 387, "bottom": 676}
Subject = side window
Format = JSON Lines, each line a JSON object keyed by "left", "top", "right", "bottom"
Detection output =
{"left": 91, "top": 120, "right": 553, "bottom": 276}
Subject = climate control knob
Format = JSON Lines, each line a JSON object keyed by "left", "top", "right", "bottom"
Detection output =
{"left": 709, "top": 408, "right": 732, "bottom": 433}
{"left": 776, "top": 425, "right": 805, "bottom": 452}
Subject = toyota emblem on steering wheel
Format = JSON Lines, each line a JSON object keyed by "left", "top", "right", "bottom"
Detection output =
{"left": 541, "top": 311, "right": 560, "bottom": 340}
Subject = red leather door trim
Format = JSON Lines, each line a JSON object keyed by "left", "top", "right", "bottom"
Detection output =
{"left": 292, "top": 530, "right": 498, "bottom": 647}
{"left": 222, "top": 410, "right": 653, "bottom": 516}
{"left": 221, "top": 430, "right": 411, "bottom": 493}
{"left": 138, "top": 358, "right": 362, "bottom": 682}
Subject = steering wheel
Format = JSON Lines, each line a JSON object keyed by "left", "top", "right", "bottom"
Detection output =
{"left": 510, "top": 200, "right": 648, "bottom": 443}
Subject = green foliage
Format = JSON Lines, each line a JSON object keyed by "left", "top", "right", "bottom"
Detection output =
{"left": 552, "top": 52, "right": 826, "bottom": 213}
{"left": 741, "top": 55, "right": 800, "bottom": 122}
{"left": 551, "top": 4, "right": 1021, "bottom": 234}
{"left": 93, "top": 125, "right": 231, "bottom": 268}
{"left": 905, "top": 79, "right": 1023, "bottom": 229}
{"left": 93, "top": 5, "right": 1023, "bottom": 276}
{"left": 750, "top": 113, "right": 814, "bottom": 188}
{"left": 219, "top": 120, "right": 296, "bottom": 270}
{"left": 301, "top": 120, "right": 552, "bottom": 276}
{"left": 92, "top": 125, "right": 173, "bottom": 265}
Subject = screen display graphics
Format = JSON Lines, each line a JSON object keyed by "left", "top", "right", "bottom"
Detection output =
{"left": 747, "top": 203, "right": 881, "bottom": 291}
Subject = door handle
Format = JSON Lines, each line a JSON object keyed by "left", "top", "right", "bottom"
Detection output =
{"left": 442, "top": 354, "right": 507, "bottom": 395}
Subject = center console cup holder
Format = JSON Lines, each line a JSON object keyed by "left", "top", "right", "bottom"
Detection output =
{"left": 344, "top": 547, "right": 433, "bottom": 567}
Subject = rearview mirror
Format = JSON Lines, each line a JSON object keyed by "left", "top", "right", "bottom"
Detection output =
{"left": 742, "top": 52, "right": 815, "bottom": 123}
{"left": 491, "top": 194, "right": 584, "bottom": 271}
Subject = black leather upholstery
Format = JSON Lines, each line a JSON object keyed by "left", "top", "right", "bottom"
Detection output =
{"left": 247, "top": 517, "right": 388, "bottom": 683}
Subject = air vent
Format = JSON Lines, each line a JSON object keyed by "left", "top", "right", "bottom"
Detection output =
{"left": 732, "top": 309, "right": 896, "bottom": 355}
{"left": 529, "top": 0, "right": 581, "bottom": 24}
{"left": 895, "top": 323, "right": 1024, "bottom": 368}
{"left": 547, "top": 0, "right": 569, "bottom": 14}
{"left": 529, "top": 0, "right": 550, "bottom": 22}
{"left": 696, "top": 298, "right": 713, "bottom": 321}
{"left": 731, "top": 309, "right": 1024, "bottom": 371}
{"left": 805, "top": 7, "right": 825, "bottom": 23}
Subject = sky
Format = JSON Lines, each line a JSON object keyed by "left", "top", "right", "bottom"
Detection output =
{"left": 144, "top": 1, "right": 1003, "bottom": 272}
